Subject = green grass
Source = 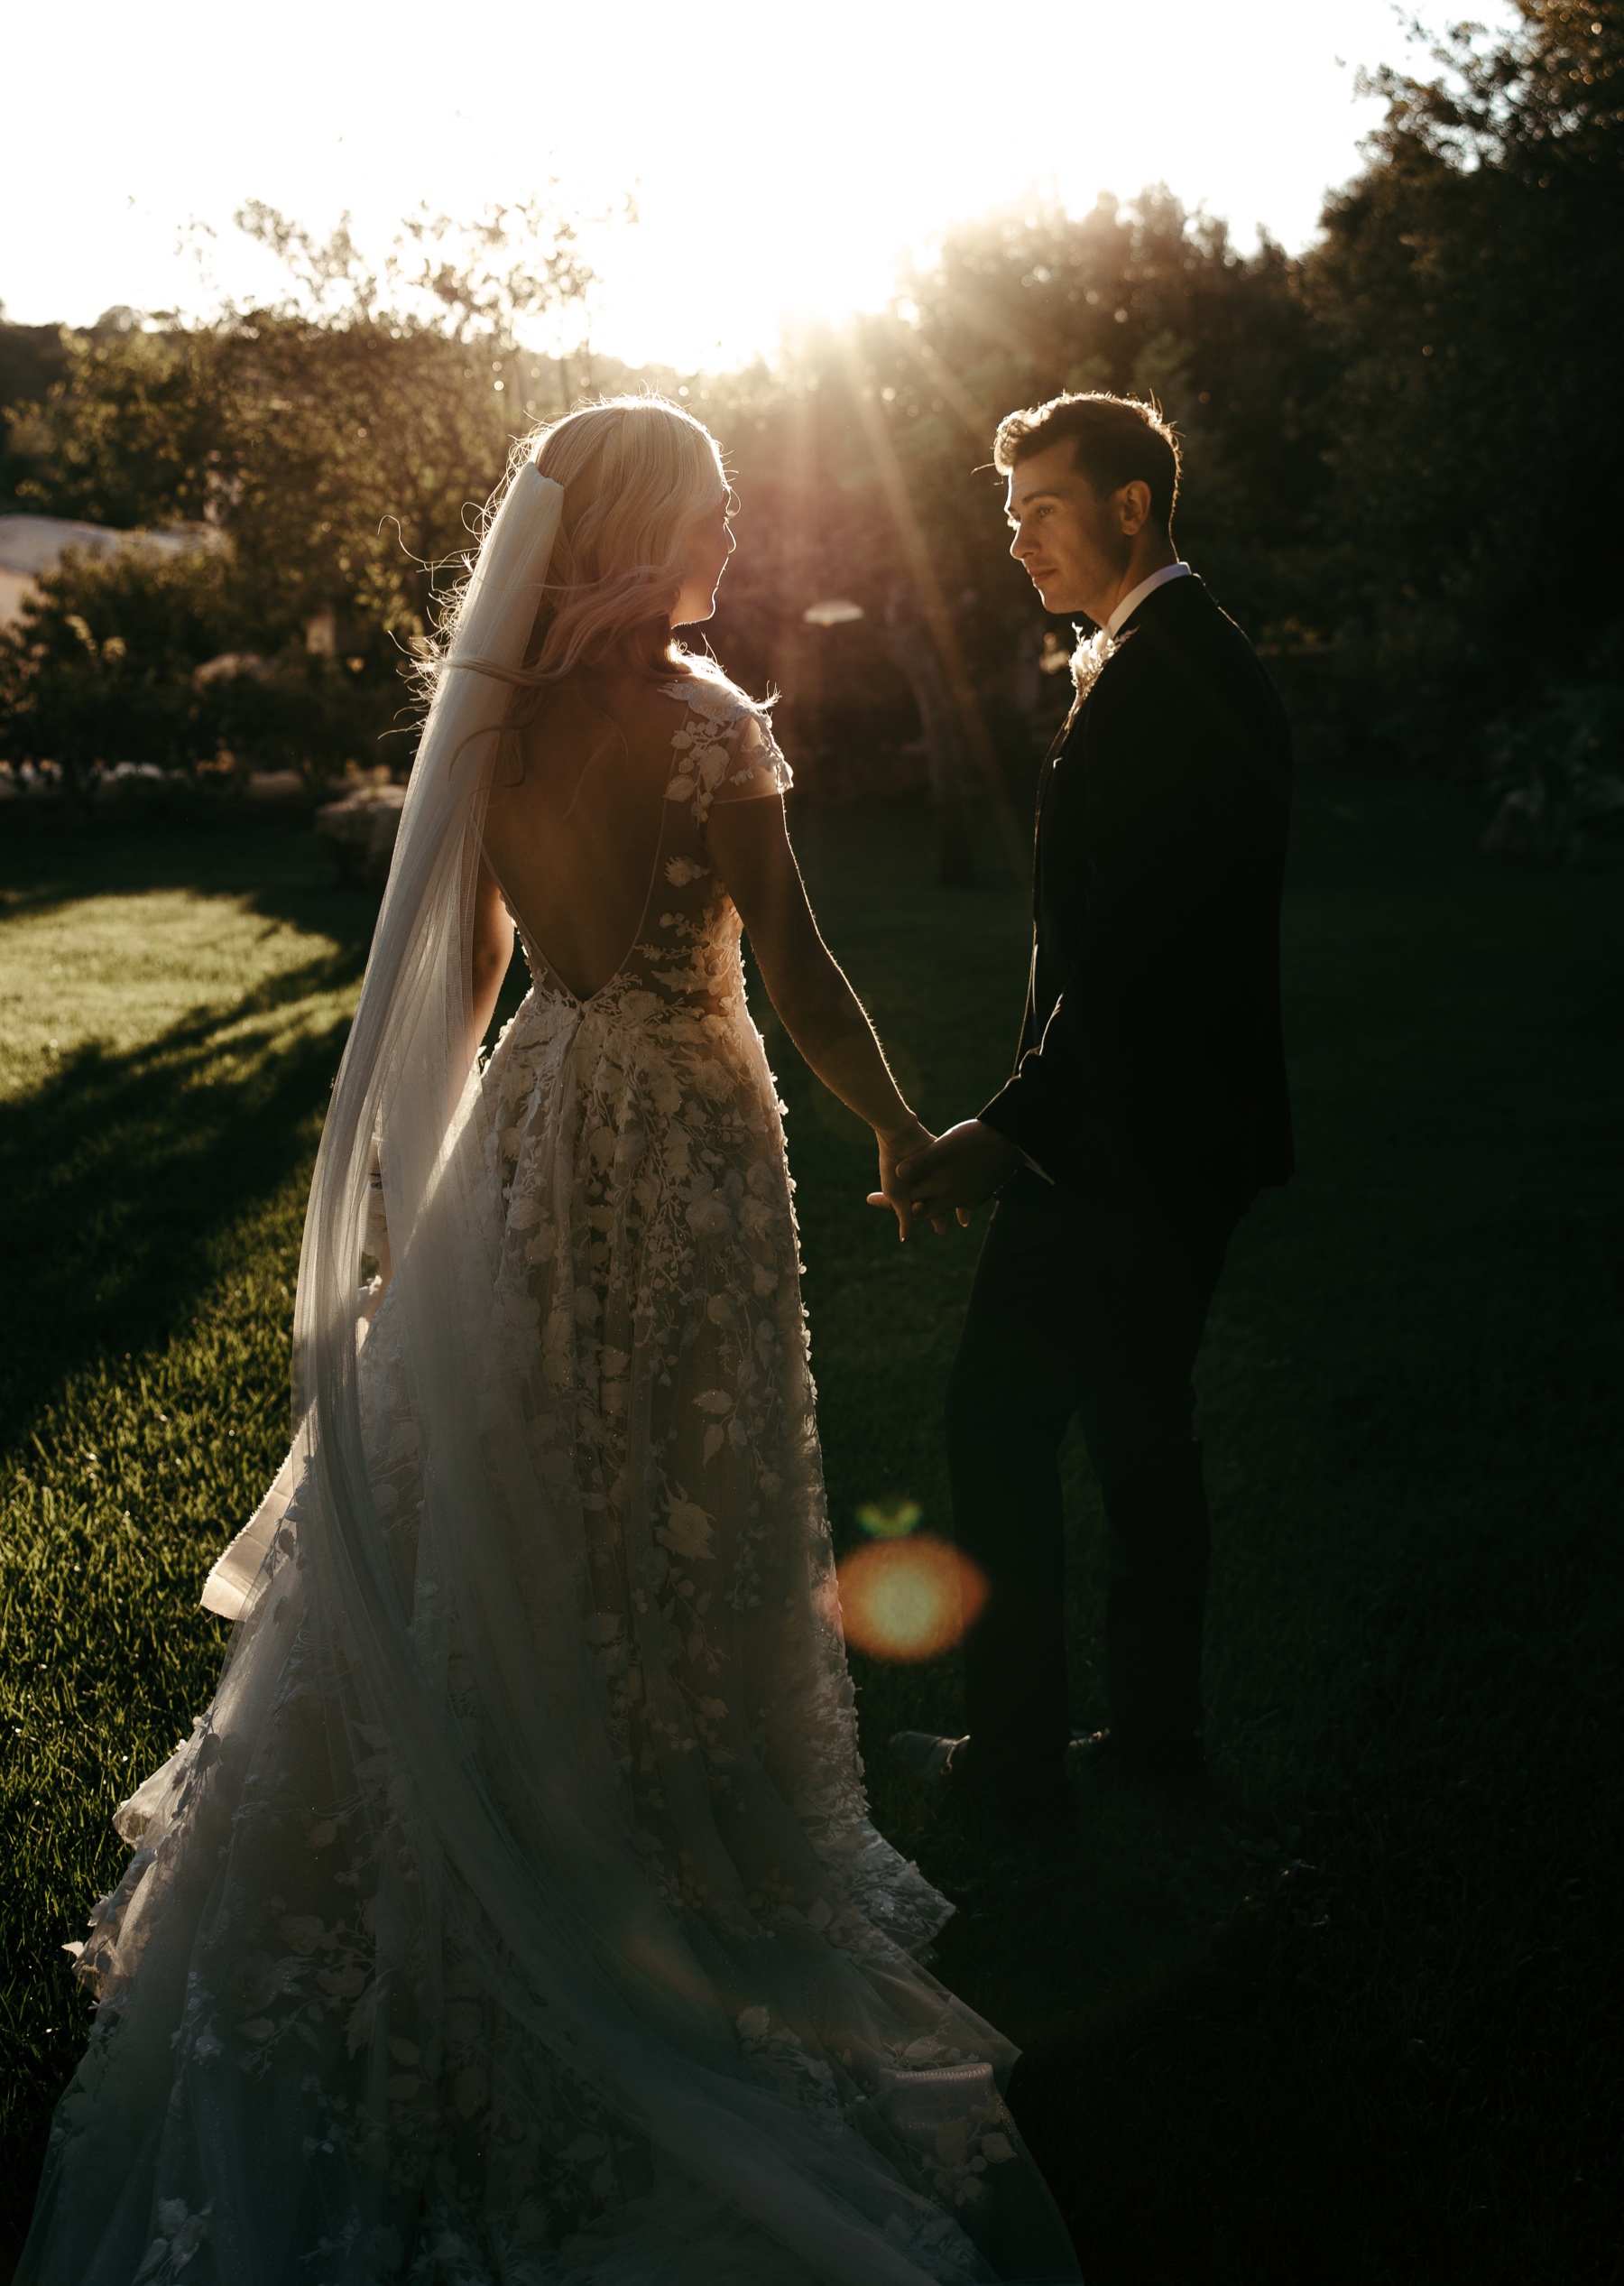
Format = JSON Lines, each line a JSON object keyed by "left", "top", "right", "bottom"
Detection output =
{"left": 2, "top": 793, "right": 1620, "bottom": 2283}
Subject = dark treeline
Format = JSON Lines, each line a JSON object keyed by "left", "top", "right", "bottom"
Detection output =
{"left": 2, "top": 3, "right": 1619, "bottom": 849}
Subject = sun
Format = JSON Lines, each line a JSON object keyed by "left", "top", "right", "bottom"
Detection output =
{"left": 0, "top": 0, "right": 1499, "bottom": 371}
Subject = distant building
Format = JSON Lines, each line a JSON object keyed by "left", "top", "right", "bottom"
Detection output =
{"left": 0, "top": 514, "right": 208, "bottom": 628}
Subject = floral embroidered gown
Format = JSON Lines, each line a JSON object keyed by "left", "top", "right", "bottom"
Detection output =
{"left": 20, "top": 667, "right": 1079, "bottom": 2286}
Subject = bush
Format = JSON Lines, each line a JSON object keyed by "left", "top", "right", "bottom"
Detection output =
{"left": 1480, "top": 682, "right": 1624, "bottom": 864}
{"left": 0, "top": 541, "right": 411, "bottom": 786}
{"left": 0, "top": 544, "right": 231, "bottom": 778}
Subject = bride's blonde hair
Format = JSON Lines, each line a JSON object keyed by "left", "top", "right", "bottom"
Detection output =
{"left": 438, "top": 394, "right": 725, "bottom": 690}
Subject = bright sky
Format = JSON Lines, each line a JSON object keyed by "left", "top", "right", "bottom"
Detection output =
{"left": 5, "top": 0, "right": 1514, "bottom": 370}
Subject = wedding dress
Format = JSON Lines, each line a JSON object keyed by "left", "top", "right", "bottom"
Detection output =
{"left": 19, "top": 467, "right": 1079, "bottom": 2286}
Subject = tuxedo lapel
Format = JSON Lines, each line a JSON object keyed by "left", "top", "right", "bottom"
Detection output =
{"left": 1032, "top": 701, "right": 1079, "bottom": 916}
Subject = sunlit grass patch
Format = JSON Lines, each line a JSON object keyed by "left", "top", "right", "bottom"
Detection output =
{"left": 0, "top": 880, "right": 355, "bottom": 1100}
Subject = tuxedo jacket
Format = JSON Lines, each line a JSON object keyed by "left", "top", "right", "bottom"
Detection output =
{"left": 980, "top": 572, "right": 1294, "bottom": 1218}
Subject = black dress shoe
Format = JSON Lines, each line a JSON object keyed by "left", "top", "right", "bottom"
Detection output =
{"left": 1068, "top": 1726, "right": 1208, "bottom": 1797}
{"left": 889, "top": 1731, "right": 1078, "bottom": 1834}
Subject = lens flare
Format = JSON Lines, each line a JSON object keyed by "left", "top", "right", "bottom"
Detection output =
{"left": 854, "top": 1496, "right": 924, "bottom": 1540}
{"left": 836, "top": 1533, "right": 988, "bottom": 1664}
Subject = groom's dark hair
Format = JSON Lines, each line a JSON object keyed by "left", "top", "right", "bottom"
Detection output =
{"left": 993, "top": 392, "right": 1181, "bottom": 532}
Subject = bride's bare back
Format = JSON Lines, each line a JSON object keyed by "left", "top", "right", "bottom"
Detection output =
{"left": 481, "top": 671, "right": 692, "bottom": 1004}
{"left": 466, "top": 655, "right": 927, "bottom": 1237}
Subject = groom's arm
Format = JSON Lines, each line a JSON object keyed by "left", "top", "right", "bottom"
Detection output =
{"left": 982, "top": 663, "right": 1231, "bottom": 1185}
{"left": 904, "top": 661, "right": 1232, "bottom": 1216}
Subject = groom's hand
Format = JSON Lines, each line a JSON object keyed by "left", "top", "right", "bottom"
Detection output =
{"left": 892, "top": 1120, "right": 1019, "bottom": 1226}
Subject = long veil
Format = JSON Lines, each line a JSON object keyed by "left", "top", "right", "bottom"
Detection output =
{"left": 23, "top": 459, "right": 1078, "bottom": 2286}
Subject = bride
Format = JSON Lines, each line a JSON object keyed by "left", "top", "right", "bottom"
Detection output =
{"left": 20, "top": 398, "right": 1079, "bottom": 2286}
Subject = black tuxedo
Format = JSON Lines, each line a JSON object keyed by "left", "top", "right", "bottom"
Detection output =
{"left": 982, "top": 569, "right": 1292, "bottom": 1212}
{"left": 946, "top": 571, "right": 1292, "bottom": 1786}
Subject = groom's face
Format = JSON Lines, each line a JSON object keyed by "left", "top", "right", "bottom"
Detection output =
{"left": 1005, "top": 441, "right": 1125, "bottom": 619}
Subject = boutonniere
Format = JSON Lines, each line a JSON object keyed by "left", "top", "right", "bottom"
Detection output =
{"left": 1069, "top": 623, "right": 1131, "bottom": 705}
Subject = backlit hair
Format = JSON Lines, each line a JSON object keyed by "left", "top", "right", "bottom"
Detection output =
{"left": 993, "top": 391, "right": 1181, "bottom": 532}
{"left": 438, "top": 394, "right": 725, "bottom": 688}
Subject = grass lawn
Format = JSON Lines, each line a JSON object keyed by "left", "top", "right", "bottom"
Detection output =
{"left": 2, "top": 787, "right": 1619, "bottom": 2282}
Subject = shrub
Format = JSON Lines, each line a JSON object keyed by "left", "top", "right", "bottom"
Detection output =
{"left": 0, "top": 541, "right": 409, "bottom": 785}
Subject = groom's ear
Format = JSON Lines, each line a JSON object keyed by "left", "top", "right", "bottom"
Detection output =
{"left": 1114, "top": 479, "right": 1156, "bottom": 538}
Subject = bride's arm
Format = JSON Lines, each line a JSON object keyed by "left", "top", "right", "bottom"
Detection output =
{"left": 704, "top": 795, "right": 930, "bottom": 1237}
{"left": 465, "top": 855, "right": 516, "bottom": 1075}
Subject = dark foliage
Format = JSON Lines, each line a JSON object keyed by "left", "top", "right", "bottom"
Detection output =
{"left": 1308, "top": 0, "right": 1624, "bottom": 761}
{"left": 0, "top": 314, "right": 70, "bottom": 509}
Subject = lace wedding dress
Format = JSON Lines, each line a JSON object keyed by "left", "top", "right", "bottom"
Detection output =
{"left": 20, "top": 469, "right": 1078, "bottom": 2286}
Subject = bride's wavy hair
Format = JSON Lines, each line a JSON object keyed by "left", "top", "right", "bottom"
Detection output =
{"left": 431, "top": 394, "right": 725, "bottom": 698}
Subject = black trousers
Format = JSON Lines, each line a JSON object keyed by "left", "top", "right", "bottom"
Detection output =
{"left": 945, "top": 1164, "right": 1238, "bottom": 1787}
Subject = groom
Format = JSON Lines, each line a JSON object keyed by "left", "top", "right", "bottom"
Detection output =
{"left": 892, "top": 392, "right": 1292, "bottom": 1824}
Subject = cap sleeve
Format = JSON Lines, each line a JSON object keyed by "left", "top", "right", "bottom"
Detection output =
{"left": 662, "top": 671, "right": 792, "bottom": 823}
{"left": 710, "top": 707, "right": 793, "bottom": 806}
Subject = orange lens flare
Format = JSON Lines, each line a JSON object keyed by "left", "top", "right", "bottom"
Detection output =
{"left": 836, "top": 1533, "right": 988, "bottom": 1664}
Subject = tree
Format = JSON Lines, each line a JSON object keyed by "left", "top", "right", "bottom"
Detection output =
{"left": 1, "top": 199, "right": 604, "bottom": 779}
{"left": 0, "top": 310, "right": 69, "bottom": 509}
{"left": 1307, "top": 2, "right": 1624, "bottom": 763}
{"left": 5, "top": 319, "right": 226, "bottom": 531}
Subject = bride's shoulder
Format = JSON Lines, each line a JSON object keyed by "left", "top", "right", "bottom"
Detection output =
{"left": 660, "top": 655, "right": 776, "bottom": 740}
{"left": 660, "top": 657, "right": 792, "bottom": 809}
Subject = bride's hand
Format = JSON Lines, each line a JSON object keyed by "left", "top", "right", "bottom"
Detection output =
{"left": 867, "top": 1116, "right": 938, "bottom": 1242}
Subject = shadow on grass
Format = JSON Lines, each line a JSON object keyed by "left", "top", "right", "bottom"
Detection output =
{"left": 0, "top": 948, "right": 366, "bottom": 1453}
{"left": 0, "top": 819, "right": 375, "bottom": 929}
{"left": 0, "top": 827, "right": 388, "bottom": 1436}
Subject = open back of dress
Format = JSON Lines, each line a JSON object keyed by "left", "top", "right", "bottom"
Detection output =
{"left": 481, "top": 667, "right": 796, "bottom": 1013}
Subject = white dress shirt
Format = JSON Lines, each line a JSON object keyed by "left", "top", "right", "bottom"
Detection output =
{"left": 1105, "top": 558, "right": 1191, "bottom": 640}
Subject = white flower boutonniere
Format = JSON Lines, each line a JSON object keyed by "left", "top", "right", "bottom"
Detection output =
{"left": 1069, "top": 623, "right": 1130, "bottom": 705}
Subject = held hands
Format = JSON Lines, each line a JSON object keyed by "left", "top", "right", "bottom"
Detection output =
{"left": 868, "top": 1117, "right": 937, "bottom": 1242}
{"left": 865, "top": 1117, "right": 1020, "bottom": 1238}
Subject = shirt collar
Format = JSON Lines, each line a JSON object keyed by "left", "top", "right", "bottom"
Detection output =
{"left": 1104, "top": 560, "right": 1191, "bottom": 641}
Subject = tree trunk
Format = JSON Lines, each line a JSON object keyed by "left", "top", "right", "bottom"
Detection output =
{"left": 884, "top": 585, "right": 976, "bottom": 887}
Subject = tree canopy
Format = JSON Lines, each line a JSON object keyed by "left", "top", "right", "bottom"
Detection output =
{"left": 3, "top": 3, "right": 1618, "bottom": 817}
